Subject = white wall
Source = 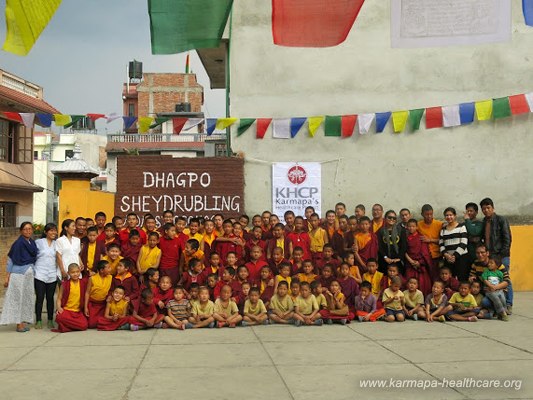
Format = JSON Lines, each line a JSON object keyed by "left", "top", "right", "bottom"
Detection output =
{"left": 230, "top": 0, "right": 533, "bottom": 220}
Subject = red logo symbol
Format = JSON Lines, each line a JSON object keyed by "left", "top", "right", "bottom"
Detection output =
{"left": 287, "top": 165, "right": 307, "bottom": 185}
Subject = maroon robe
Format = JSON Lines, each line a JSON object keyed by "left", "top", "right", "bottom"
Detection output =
{"left": 405, "top": 232, "right": 433, "bottom": 296}
{"left": 54, "top": 278, "right": 88, "bottom": 333}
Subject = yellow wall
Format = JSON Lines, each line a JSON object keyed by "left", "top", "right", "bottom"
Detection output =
{"left": 510, "top": 226, "right": 533, "bottom": 292}
{"left": 57, "top": 179, "right": 115, "bottom": 224}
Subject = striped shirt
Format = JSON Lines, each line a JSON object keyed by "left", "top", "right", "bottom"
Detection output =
{"left": 166, "top": 299, "right": 191, "bottom": 320}
{"left": 439, "top": 223, "right": 468, "bottom": 257}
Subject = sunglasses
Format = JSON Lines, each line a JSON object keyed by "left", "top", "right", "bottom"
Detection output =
{"left": 386, "top": 216, "right": 397, "bottom": 220}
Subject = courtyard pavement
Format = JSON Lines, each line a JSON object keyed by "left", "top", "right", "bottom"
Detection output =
{"left": 0, "top": 292, "right": 532, "bottom": 400}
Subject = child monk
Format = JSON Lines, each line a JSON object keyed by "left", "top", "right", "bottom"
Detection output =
{"left": 355, "top": 281, "right": 385, "bottom": 322}
{"left": 405, "top": 219, "right": 432, "bottom": 296}
{"left": 97, "top": 286, "right": 130, "bottom": 330}
{"left": 81, "top": 227, "right": 105, "bottom": 274}
{"left": 309, "top": 213, "right": 328, "bottom": 264}
{"left": 245, "top": 245, "right": 269, "bottom": 283}
{"left": 54, "top": 264, "right": 88, "bottom": 333}
{"left": 362, "top": 258, "right": 383, "bottom": 298}
{"left": 286, "top": 216, "right": 312, "bottom": 261}
{"left": 189, "top": 286, "right": 215, "bottom": 328}
{"left": 294, "top": 281, "right": 323, "bottom": 326}
{"left": 268, "top": 281, "right": 295, "bottom": 324}
{"left": 321, "top": 280, "right": 354, "bottom": 325}
{"left": 213, "top": 285, "right": 243, "bottom": 328}
{"left": 242, "top": 287, "right": 269, "bottom": 326}
{"left": 101, "top": 243, "right": 123, "bottom": 276}
{"left": 84, "top": 260, "right": 113, "bottom": 328}
{"left": 137, "top": 232, "right": 161, "bottom": 284}
{"left": 353, "top": 216, "right": 378, "bottom": 273}
{"left": 129, "top": 288, "right": 164, "bottom": 330}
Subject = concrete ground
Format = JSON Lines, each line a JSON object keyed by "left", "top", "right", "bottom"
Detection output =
{"left": 0, "top": 293, "right": 532, "bottom": 400}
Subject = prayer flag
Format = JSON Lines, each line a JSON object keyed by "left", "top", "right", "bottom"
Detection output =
{"left": 273, "top": 118, "right": 291, "bottom": 139}
{"left": 216, "top": 117, "right": 238, "bottom": 131}
{"left": 475, "top": 100, "right": 493, "bottom": 121}
{"left": 237, "top": 118, "right": 256, "bottom": 136}
{"left": 106, "top": 113, "right": 121, "bottom": 123}
{"left": 272, "top": 0, "right": 365, "bottom": 47}
{"left": 36, "top": 113, "right": 52, "bottom": 127}
{"left": 148, "top": 0, "right": 233, "bottom": 54}
{"left": 375, "top": 112, "right": 391, "bottom": 133}
{"left": 525, "top": 93, "right": 533, "bottom": 111}
{"left": 138, "top": 117, "right": 155, "bottom": 133}
{"left": 290, "top": 117, "right": 307, "bottom": 138}
{"left": 172, "top": 117, "right": 188, "bottom": 134}
{"left": 54, "top": 114, "right": 71, "bottom": 127}
{"left": 524, "top": 0, "right": 533, "bottom": 26}
{"left": 442, "top": 105, "right": 461, "bottom": 127}
{"left": 149, "top": 117, "right": 170, "bottom": 129}
{"left": 341, "top": 115, "right": 357, "bottom": 137}
{"left": 492, "top": 97, "right": 512, "bottom": 119}
{"left": 122, "top": 116, "right": 137, "bottom": 130}
{"left": 2, "top": 0, "right": 62, "bottom": 56}
{"left": 408, "top": 109, "right": 424, "bottom": 131}
{"left": 358, "top": 113, "right": 374, "bottom": 134}
{"left": 2, "top": 112, "right": 22, "bottom": 122}
{"left": 325, "top": 116, "right": 342, "bottom": 137}
{"left": 508, "top": 94, "right": 530, "bottom": 115}
{"left": 87, "top": 113, "right": 106, "bottom": 121}
{"left": 63, "top": 115, "right": 85, "bottom": 129}
{"left": 391, "top": 111, "right": 408, "bottom": 133}
{"left": 308, "top": 116, "right": 323, "bottom": 137}
{"left": 19, "top": 113, "right": 35, "bottom": 128}
{"left": 183, "top": 118, "right": 203, "bottom": 131}
{"left": 256, "top": 118, "right": 272, "bottom": 139}
{"left": 206, "top": 118, "right": 217, "bottom": 135}
{"left": 459, "top": 103, "right": 475, "bottom": 124}
{"left": 425, "top": 107, "right": 443, "bottom": 129}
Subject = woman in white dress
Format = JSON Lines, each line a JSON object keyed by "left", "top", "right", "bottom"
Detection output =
{"left": 56, "top": 219, "right": 84, "bottom": 280}
{"left": 33, "top": 223, "right": 60, "bottom": 329}
{"left": 0, "top": 222, "right": 38, "bottom": 332}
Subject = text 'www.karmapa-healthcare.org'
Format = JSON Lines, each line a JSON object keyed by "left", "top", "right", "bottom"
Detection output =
{"left": 359, "top": 378, "right": 522, "bottom": 391}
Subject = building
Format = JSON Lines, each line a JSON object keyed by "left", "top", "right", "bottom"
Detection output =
{"left": 106, "top": 68, "right": 226, "bottom": 192}
{"left": 0, "top": 68, "right": 59, "bottom": 282}
{"left": 198, "top": 1, "right": 533, "bottom": 221}
{"left": 33, "top": 124, "right": 108, "bottom": 224}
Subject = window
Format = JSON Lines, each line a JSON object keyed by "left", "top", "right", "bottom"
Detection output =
{"left": 65, "top": 149, "right": 74, "bottom": 160}
{"left": 34, "top": 151, "right": 39, "bottom": 160}
{"left": 0, "top": 118, "right": 15, "bottom": 162}
{"left": 16, "top": 125, "right": 32, "bottom": 164}
{"left": 0, "top": 202, "right": 16, "bottom": 228}
{"left": 128, "top": 103, "right": 135, "bottom": 117}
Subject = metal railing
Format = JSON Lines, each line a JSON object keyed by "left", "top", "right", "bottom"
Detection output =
{"left": 107, "top": 133, "right": 226, "bottom": 143}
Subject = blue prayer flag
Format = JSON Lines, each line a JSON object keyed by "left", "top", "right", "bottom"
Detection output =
{"left": 375, "top": 112, "right": 391, "bottom": 133}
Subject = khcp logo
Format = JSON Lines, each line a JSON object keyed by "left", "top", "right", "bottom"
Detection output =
{"left": 287, "top": 165, "right": 307, "bottom": 185}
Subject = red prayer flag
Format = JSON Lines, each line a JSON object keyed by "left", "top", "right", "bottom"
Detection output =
{"left": 87, "top": 113, "right": 106, "bottom": 121}
{"left": 508, "top": 94, "right": 530, "bottom": 115}
{"left": 172, "top": 118, "right": 188, "bottom": 134}
{"left": 341, "top": 115, "right": 357, "bottom": 137}
{"left": 2, "top": 112, "right": 23, "bottom": 122}
{"left": 425, "top": 107, "right": 443, "bottom": 129}
{"left": 256, "top": 118, "right": 272, "bottom": 139}
{"left": 272, "top": 0, "right": 365, "bottom": 47}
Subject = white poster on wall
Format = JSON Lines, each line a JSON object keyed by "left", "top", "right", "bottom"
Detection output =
{"left": 391, "top": 0, "right": 511, "bottom": 48}
{"left": 272, "top": 162, "right": 321, "bottom": 222}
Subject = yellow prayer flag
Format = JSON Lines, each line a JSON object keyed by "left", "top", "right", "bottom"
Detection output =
{"left": 392, "top": 111, "right": 409, "bottom": 133}
{"left": 2, "top": 0, "right": 62, "bottom": 56}
{"left": 53, "top": 114, "right": 71, "bottom": 127}
{"left": 308, "top": 116, "right": 324, "bottom": 137}
{"left": 216, "top": 117, "right": 238, "bottom": 130}
{"left": 138, "top": 117, "right": 154, "bottom": 134}
{"left": 475, "top": 100, "right": 493, "bottom": 121}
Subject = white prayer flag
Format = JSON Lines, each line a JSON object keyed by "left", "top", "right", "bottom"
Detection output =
{"left": 273, "top": 118, "right": 291, "bottom": 139}
{"left": 442, "top": 105, "right": 461, "bottom": 127}
{"left": 358, "top": 113, "right": 375, "bottom": 134}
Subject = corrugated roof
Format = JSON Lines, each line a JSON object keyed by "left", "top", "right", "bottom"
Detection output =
{"left": 0, "top": 85, "right": 59, "bottom": 114}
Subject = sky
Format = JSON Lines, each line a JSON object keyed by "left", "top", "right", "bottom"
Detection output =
{"left": 0, "top": 0, "right": 226, "bottom": 133}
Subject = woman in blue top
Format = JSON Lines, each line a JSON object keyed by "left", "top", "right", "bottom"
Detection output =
{"left": 0, "top": 222, "right": 38, "bottom": 332}
{"left": 33, "top": 223, "right": 59, "bottom": 329}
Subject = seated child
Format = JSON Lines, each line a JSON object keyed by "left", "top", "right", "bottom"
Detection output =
{"left": 84, "top": 260, "right": 113, "bottom": 329}
{"left": 470, "top": 280, "right": 491, "bottom": 319}
{"left": 189, "top": 286, "right": 215, "bottom": 328}
{"left": 297, "top": 260, "right": 318, "bottom": 283}
{"left": 269, "top": 281, "right": 295, "bottom": 324}
{"left": 446, "top": 281, "right": 479, "bottom": 322}
{"left": 54, "top": 264, "right": 88, "bottom": 333}
{"left": 402, "top": 277, "right": 426, "bottom": 321}
{"left": 97, "top": 286, "right": 130, "bottom": 331}
{"left": 293, "top": 281, "right": 323, "bottom": 326}
{"left": 481, "top": 256, "right": 509, "bottom": 321}
{"left": 355, "top": 281, "right": 385, "bottom": 322}
{"left": 137, "top": 232, "right": 161, "bottom": 284}
{"left": 382, "top": 276, "right": 405, "bottom": 322}
{"left": 379, "top": 264, "right": 406, "bottom": 293}
{"left": 311, "top": 280, "right": 328, "bottom": 311}
{"left": 153, "top": 276, "right": 174, "bottom": 315}
{"left": 129, "top": 288, "right": 164, "bottom": 330}
{"left": 425, "top": 281, "right": 449, "bottom": 322}
{"left": 165, "top": 286, "right": 192, "bottom": 330}
{"left": 439, "top": 267, "right": 459, "bottom": 299}
{"left": 362, "top": 258, "right": 383, "bottom": 298}
{"left": 188, "top": 283, "right": 200, "bottom": 307}
{"left": 213, "top": 285, "right": 243, "bottom": 328}
{"left": 290, "top": 280, "right": 300, "bottom": 302}
{"left": 321, "top": 280, "right": 355, "bottom": 325}
{"left": 237, "top": 282, "right": 251, "bottom": 314}
{"left": 179, "top": 258, "right": 206, "bottom": 291}
{"left": 242, "top": 287, "right": 269, "bottom": 326}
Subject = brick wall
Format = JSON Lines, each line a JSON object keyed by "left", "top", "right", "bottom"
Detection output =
{"left": 0, "top": 228, "right": 19, "bottom": 287}
{"left": 137, "top": 73, "right": 204, "bottom": 117}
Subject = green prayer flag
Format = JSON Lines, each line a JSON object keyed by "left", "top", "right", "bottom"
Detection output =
{"left": 408, "top": 109, "right": 424, "bottom": 131}
{"left": 149, "top": 117, "right": 170, "bottom": 129}
{"left": 492, "top": 97, "right": 512, "bottom": 119}
{"left": 148, "top": 0, "right": 233, "bottom": 54}
{"left": 237, "top": 118, "right": 255, "bottom": 136}
{"left": 324, "top": 116, "right": 341, "bottom": 137}
{"left": 63, "top": 115, "right": 84, "bottom": 129}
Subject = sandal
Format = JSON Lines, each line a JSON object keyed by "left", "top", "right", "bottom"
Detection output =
{"left": 16, "top": 325, "right": 29, "bottom": 333}
{"left": 47, "top": 320, "right": 55, "bottom": 329}
{"left": 35, "top": 321, "right": 43, "bottom": 329}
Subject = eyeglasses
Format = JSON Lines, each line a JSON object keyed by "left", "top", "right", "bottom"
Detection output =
{"left": 386, "top": 216, "right": 397, "bottom": 220}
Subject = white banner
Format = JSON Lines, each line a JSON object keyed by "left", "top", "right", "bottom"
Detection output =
{"left": 272, "top": 162, "right": 321, "bottom": 223}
